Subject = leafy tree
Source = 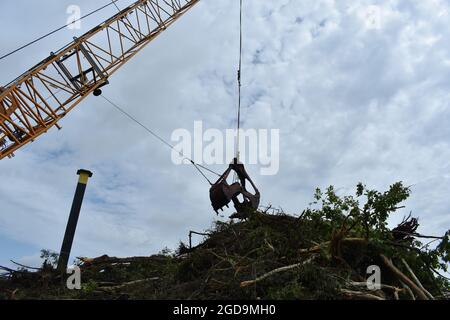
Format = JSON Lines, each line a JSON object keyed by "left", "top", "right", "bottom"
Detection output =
{"left": 40, "top": 249, "right": 59, "bottom": 269}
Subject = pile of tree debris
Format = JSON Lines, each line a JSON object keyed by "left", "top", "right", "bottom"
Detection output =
{"left": 1, "top": 182, "right": 449, "bottom": 300}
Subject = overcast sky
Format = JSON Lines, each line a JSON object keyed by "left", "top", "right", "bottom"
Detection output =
{"left": 1, "top": 0, "right": 450, "bottom": 269}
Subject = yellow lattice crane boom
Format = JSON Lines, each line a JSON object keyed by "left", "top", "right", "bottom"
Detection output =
{"left": 0, "top": 0, "right": 199, "bottom": 159}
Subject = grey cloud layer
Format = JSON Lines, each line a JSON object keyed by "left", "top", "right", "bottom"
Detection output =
{"left": 0, "top": 0, "right": 449, "bottom": 265}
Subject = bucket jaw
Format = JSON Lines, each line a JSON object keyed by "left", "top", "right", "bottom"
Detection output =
{"left": 209, "top": 158, "right": 260, "bottom": 215}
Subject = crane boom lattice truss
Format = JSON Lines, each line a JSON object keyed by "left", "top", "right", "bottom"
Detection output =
{"left": 0, "top": 0, "right": 199, "bottom": 160}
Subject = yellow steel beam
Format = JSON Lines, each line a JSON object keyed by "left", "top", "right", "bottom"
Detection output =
{"left": 0, "top": 0, "right": 200, "bottom": 159}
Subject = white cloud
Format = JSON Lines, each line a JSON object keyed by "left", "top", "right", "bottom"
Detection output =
{"left": 0, "top": 0, "right": 449, "bottom": 264}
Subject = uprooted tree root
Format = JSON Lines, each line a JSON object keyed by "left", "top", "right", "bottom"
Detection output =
{"left": 1, "top": 182, "right": 449, "bottom": 300}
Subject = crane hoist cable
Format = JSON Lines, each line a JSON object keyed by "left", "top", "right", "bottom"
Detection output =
{"left": 209, "top": 0, "right": 261, "bottom": 216}
{"left": 236, "top": 0, "right": 243, "bottom": 160}
{"left": 108, "top": 0, "right": 259, "bottom": 213}
{"left": 0, "top": 0, "right": 259, "bottom": 216}
{"left": 101, "top": 95, "right": 220, "bottom": 185}
{"left": 233, "top": 0, "right": 243, "bottom": 184}
{"left": 101, "top": 2, "right": 221, "bottom": 184}
{"left": 0, "top": 0, "right": 122, "bottom": 61}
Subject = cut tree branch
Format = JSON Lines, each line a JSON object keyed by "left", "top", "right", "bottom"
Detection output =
{"left": 340, "top": 289, "right": 385, "bottom": 300}
{"left": 299, "top": 238, "right": 367, "bottom": 254}
{"left": 348, "top": 281, "right": 403, "bottom": 293}
{"left": 240, "top": 255, "right": 317, "bottom": 288}
{"left": 98, "top": 277, "right": 159, "bottom": 292}
{"left": 380, "top": 254, "right": 429, "bottom": 300}
{"left": 401, "top": 258, "right": 434, "bottom": 300}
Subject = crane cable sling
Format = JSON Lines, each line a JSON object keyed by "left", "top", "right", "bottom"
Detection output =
{"left": 0, "top": 0, "right": 122, "bottom": 61}
{"left": 233, "top": 0, "right": 243, "bottom": 183}
{"left": 101, "top": 95, "right": 220, "bottom": 185}
{"left": 104, "top": 2, "right": 219, "bottom": 185}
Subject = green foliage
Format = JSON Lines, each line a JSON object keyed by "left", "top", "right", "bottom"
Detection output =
{"left": 81, "top": 280, "right": 98, "bottom": 294}
{"left": 39, "top": 249, "right": 59, "bottom": 269}
{"left": 297, "top": 264, "right": 341, "bottom": 299}
{"left": 305, "top": 182, "right": 411, "bottom": 239}
{"left": 306, "top": 182, "right": 449, "bottom": 295}
{"left": 425, "top": 230, "right": 450, "bottom": 272}
{"left": 159, "top": 247, "right": 174, "bottom": 257}
{"left": 267, "top": 281, "right": 308, "bottom": 300}
{"left": 360, "top": 181, "right": 411, "bottom": 233}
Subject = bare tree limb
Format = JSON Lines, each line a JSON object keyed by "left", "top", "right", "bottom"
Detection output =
{"left": 393, "top": 290, "right": 399, "bottom": 300}
{"left": 348, "top": 281, "right": 403, "bottom": 293}
{"left": 240, "top": 255, "right": 317, "bottom": 288}
{"left": 10, "top": 260, "right": 41, "bottom": 271}
{"left": 401, "top": 258, "right": 434, "bottom": 300}
{"left": 430, "top": 267, "right": 450, "bottom": 281}
{"left": 340, "top": 289, "right": 385, "bottom": 300}
{"left": 0, "top": 265, "right": 32, "bottom": 274}
{"left": 401, "top": 281, "right": 416, "bottom": 300}
{"left": 380, "top": 254, "right": 428, "bottom": 300}
{"left": 78, "top": 255, "right": 168, "bottom": 267}
{"left": 346, "top": 281, "right": 407, "bottom": 300}
{"left": 393, "top": 231, "right": 444, "bottom": 240}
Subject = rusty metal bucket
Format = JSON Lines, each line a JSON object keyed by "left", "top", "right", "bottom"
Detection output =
{"left": 209, "top": 158, "right": 260, "bottom": 214}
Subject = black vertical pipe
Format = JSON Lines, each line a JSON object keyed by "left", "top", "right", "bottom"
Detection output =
{"left": 57, "top": 169, "right": 93, "bottom": 272}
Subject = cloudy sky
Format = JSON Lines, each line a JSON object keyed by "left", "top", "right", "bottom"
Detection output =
{"left": 1, "top": 0, "right": 449, "bottom": 269}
